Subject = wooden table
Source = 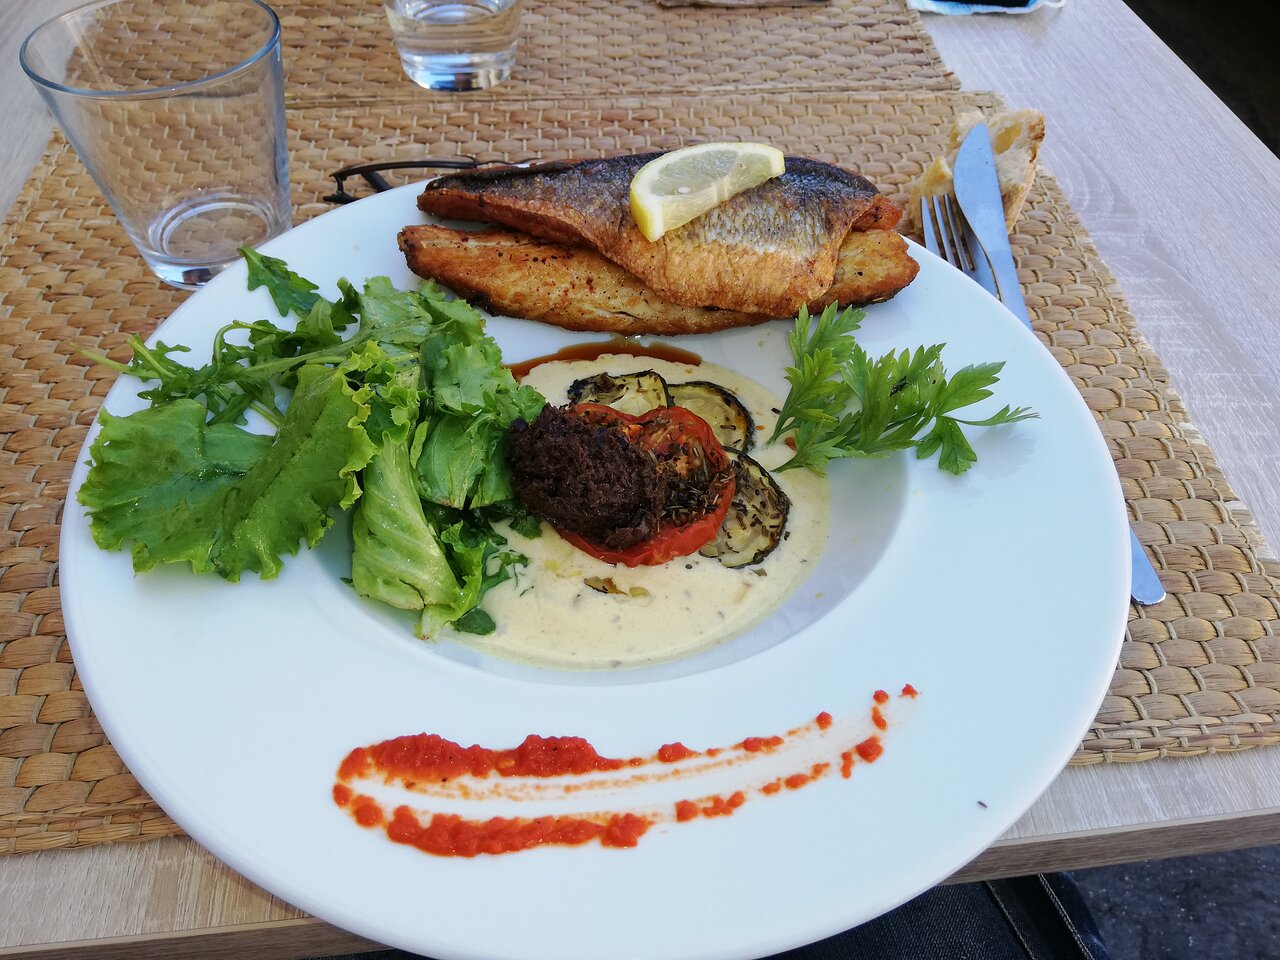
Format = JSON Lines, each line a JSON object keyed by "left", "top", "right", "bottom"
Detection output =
{"left": 3, "top": 0, "right": 1280, "bottom": 956}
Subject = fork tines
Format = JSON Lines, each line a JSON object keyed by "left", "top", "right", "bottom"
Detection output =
{"left": 919, "top": 193, "right": 976, "bottom": 272}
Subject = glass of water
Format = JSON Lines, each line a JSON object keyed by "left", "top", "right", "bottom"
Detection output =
{"left": 20, "top": 0, "right": 291, "bottom": 289}
{"left": 384, "top": 0, "right": 523, "bottom": 92}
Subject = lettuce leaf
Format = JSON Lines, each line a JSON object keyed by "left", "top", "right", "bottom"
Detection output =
{"left": 412, "top": 328, "right": 545, "bottom": 509}
{"left": 351, "top": 436, "right": 462, "bottom": 625}
{"left": 353, "top": 436, "right": 531, "bottom": 639}
{"left": 80, "top": 344, "right": 391, "bottom": 580}
{"left": 213, "top": 350, "right": 378, "bottom": 579}
{"left": 77, "top": 401, "right": 272, "bottom": 574}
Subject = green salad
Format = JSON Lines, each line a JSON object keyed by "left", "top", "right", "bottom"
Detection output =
{"left": 78, "top": 251, "right": 545, "bottom": 638}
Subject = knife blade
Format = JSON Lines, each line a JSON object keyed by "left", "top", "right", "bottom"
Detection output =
{"left": 1129, "top": 528, "right": 1166, "bottom": 604}
{"left": 952, "top": 123, "right": 1166, "bottom": 606}
{"left": 952, "top": 124, "right": 1032, "bottom": 329}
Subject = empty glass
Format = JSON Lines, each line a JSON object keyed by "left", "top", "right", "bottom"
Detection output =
{"left": 384, "top": 0, "right": 523, "bottom": 92}
{"left": 20, "top": 0, "right": 292, "bottom": 289}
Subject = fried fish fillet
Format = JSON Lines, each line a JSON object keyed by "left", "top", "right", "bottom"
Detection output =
{"left": 417, "top": 154, "right": 905, "bottom": 317}
{"left": 816, "top": 228, "right": 920, "bottom": 312}
{"left": 398, "top": 225, "right": 918, "bottom": 336}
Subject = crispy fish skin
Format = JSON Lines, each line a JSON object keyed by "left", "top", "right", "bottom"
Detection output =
{"left": 398, "top": 225, "right": 917, "bottom": 335}
{"left": 398, "top": 225, "right": 768, "bottom": 335}
{"left": 417, "top": 154, "right": 903, "bottom": 317}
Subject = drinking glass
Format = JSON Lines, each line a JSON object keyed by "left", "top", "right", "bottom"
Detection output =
{"left": 20, "top": 0, "right": 292, "bottom": 289}
{"left": 384, "top": 0, "right": 523, "bottom": 92}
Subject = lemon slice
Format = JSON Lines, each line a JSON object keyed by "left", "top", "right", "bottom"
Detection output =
{"left": 630, "top": 142, "right": 786, "bottom": 242}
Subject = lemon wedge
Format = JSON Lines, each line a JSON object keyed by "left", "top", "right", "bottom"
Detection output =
{"left": 630, "top": 142, "right": 786, "bottom": 242}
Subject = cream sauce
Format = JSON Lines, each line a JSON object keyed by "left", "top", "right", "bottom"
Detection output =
{"left": 450, "top": 355, "right": 831, "bottom": 670}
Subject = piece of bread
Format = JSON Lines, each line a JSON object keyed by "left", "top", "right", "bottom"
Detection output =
{"left": 907, "top": 108, "right": 1045, "bottom": 233}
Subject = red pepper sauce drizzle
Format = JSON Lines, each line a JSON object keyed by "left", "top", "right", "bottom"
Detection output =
{"left": 334, "top": 687, "right": 918, "bottom": 857}
{"left": 339, "top": 733, "right": 625, "bottom": 786}
{"left": 384, "top": 806, "right": 651, "bottom": 857}
{"left": 658, "top": 742, "right": 697, "bottom": 763}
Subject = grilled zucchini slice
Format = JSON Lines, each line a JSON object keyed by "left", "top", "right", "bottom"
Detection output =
{"left": 699, "top": 454, "right": 789, "bottom": 567}
{"left": 567, "top": 370, "right": 671, "bottom": 416}
{"left": 668, "top": 381, "right": 754, "bottom": 453}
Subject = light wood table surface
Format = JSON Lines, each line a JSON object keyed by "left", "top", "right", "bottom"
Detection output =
{"left": 3, "top": 0, "right": 1280, "bottom": 956}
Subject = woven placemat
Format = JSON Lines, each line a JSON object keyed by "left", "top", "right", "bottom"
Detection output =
{"left": 3, "top": 89, "right": 1279, "bottom": 854}
{"left": 271, "top": 0, "right": 956, "bottom": 103}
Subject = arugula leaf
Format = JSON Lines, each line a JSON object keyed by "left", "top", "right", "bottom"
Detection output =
{"left": 227, "top": 299, "right": 356, "bottom": 372}
{"left": 773, "top": 303, "right": 1038, "bottom": 475}
{"left": 83, "top": 336, "right": 285, "bottom": 428}
{"left": 81, "top": 277, "right": 438, "bottom": 429}
{"left": 479, "top": 500, "right": 543, "bottom": 540}
{"left": 242, "top": 248, "right": 322, "bottom": 318}
{"left": 452, "top": 607, "right": 497, "bottom": 635}
{"left": 77, "top": 401, "right": 272, "bottom": 573}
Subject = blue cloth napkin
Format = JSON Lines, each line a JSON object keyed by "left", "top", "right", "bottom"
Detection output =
{"left": 908, "top": 0, "right": 1064, "bottom": 13}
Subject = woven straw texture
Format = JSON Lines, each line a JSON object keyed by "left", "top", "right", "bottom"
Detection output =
{"left": 272, "top": 0, "right": 957, "bottom": 102}
{"left": 2, "top": 87, "right": 1279, "bottom": 852}
{"left": 658, "top": 0, "right": 829, "bottom": 8}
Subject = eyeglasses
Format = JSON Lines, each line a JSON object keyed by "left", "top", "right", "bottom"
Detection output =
{"left": 323, "top": 157, "right": 536, "bottom": 204}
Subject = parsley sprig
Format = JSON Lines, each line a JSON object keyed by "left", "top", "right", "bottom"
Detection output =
{"left": 770, "top": 304, "right": 1038, "bottom": 475}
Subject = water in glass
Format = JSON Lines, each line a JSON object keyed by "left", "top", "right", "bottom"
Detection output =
{"left": 385, "top": 0, "right": 522, "bottom": 91}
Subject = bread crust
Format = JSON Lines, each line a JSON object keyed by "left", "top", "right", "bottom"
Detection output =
{"left": 907, "top": 108, "right": 1045, "bottom": 234}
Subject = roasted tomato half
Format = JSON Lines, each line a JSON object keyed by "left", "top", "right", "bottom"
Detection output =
{"left": 558, "top": 403, "right": 736, "bottom": 567}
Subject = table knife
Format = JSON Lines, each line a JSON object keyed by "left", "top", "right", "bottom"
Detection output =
{"left": 952, "top": 124, "right": 1166, "bottom": 606}
{"left": 953, "top": 125, "right": 1032, "bottom": 329}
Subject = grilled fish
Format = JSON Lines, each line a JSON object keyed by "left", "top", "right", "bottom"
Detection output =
{"left": 398, "top": 225, "right": 918, "bottom": 336}
{"left": 417, "top": 154, "right": 906, "bottom": 317}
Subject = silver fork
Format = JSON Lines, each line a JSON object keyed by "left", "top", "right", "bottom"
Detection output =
{"left": 917, "top": 194, "right": 1167, "bottom": 606}
{"left": 919, "top": 193, "right": 998, "bottom": 313}
{"left": 919, "top": 193, "right": 978, "bottom": 277}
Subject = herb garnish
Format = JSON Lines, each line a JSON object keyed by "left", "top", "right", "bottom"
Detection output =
{"left": 771, "top": 304, "right": 1038, "bottom": 475}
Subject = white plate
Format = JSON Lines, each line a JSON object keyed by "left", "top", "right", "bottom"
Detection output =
{"left": 60, "top": 185, "right": 1129, "bottom": 960}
